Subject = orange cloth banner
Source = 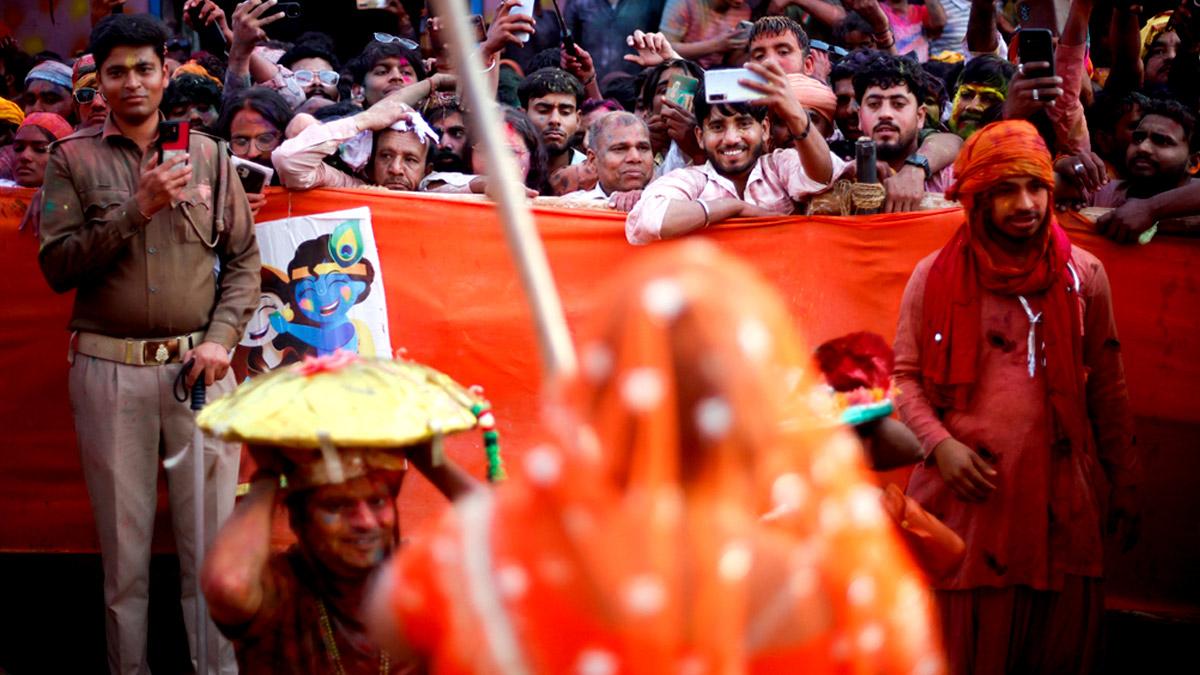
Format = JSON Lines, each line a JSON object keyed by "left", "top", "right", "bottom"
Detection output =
{"left": 1, "top": 187, "right": 1197, "bottom": 611}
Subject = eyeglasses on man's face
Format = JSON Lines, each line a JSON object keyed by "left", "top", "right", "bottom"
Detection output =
{"left": 230, "top": 132, "right": 281, "bottom": 154}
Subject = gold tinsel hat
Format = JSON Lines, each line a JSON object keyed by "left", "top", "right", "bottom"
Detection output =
{"left": 198, "top": 351, "right": 505, "bottom": 488}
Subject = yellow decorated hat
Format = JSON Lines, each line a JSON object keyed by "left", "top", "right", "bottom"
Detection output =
{"left": 199, "top": 351, "right": 506, "bottom": 482}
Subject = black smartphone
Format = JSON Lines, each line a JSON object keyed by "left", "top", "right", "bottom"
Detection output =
{"left": 188, "top": 5, "right": 229, "bottom": 55}
{"left": 1018, "top": 28, "right": 1055, "bottom": 81}
{"left": 158, "top": 120, "right": 189, "bottom": 164}
{"left": 549, "top": 0, "right": 578, "bottom": 57}
{"left": 236, "top": 163, "right": 268, "bottom": 193}
{"left": 271, "top": 2, "right": 303, "bottom": 19}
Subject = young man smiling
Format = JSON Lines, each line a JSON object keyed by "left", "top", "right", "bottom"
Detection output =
{"left": 626, "top": 60, "right": 844, "bottom": 244}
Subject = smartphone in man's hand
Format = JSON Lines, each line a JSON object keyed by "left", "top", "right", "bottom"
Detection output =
{"left": 158, "top": 120, "right": 189, "bottom": 165}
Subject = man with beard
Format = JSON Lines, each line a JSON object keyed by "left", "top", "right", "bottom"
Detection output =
{"left": 947, "top": 56, "right": 1014, "bottom": 141}
{"left": 893, "top": 120, "right": 1138, "bottom": 673}
{"left": 1074, "top": 99, "right": 1200, "bottom": 243}
{"left": 563, "top": 111, "right": 654, "bottom": 212}
{"left": 854, "top": 53, "right": 964, "bottom": 212}
{"left": 626, "top": 61, "right": 843, "bottom": 244}
{"left": 518, "top": 68, "right": 586, "bottom": 177}
{"left": 425, "top": 100, "right": 469, "bottom": 174}
{"left": 273, "top": 76, "right": 453, "bottom": 191}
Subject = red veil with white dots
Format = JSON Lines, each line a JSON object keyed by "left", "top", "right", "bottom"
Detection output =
{"left": 377, "top": 241, "right": 946, "bottom": 675}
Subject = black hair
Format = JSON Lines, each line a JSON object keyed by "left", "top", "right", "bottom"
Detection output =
{"left": 527, "top": 47, "right": 564, "bottom": 74}
{"left": 749, "top": 15, "right": 810, "bottom": 55}
{"left": 215, "top": 86, "right": 294, "bottom": 142}
{"left": 312, "top": 100, "right": 364, "bottom": 122}
{"left": 1140, "top": 97, "right": 1199, "bottom": 153}
{"left": 161, "top": 73, "right": 221, "bottom": 112}
{"left": 287, "top": 234, "right": 376, "bottom": 306}
{"left": 922, "top": 59, "right": 962, "bottom": 101}
{"left": 829, "top": 47, "right": 879, "bottom": 85}
{"left": 693, "top": 72, "right": 770, "bottom": 125}
{"left": 496, "top": 106, "right": 549, "bottom": 193}
{"left": 955, "top": 55, "right": 1015, "bottom": 91}
{"left": 916, "top": 68, "right": 948, "bottom": 107}
{"left": 191, "top": 51, "right": 227, "bottom": 83}
{"left": 517, "top": 67, "right": 585, "bottom": 109}
{"left": 852, "top": 52, "right": 925, "bottom": 102}
{"left": 1087, "top": 89, "right": 1150, "bottom": 136}
{"left": 280, "top": 41, "right": 341, "bottom": 72}
{"left": 601, "top": 73, "right": 639, "bottom": 112}
{"left": 347, "top": 41, "right": 427, "bottom": 85}
{"left": 89, "top": 13, "right": 170, "bottom": 72}
{"left": 638, "top": 58, "right": 705, "bottom": 112}
{"left": 424, "top": 97, "right": 466, "bottom": 124}
{"left": 834, "top": 12, "right": 875, "bottom": 45}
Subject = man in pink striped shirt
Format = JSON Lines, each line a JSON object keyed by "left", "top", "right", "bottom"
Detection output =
{"left": 625, "top": 61, "right": 846, "bottom": 245}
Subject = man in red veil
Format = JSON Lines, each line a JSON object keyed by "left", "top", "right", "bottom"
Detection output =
{"left": 893, "top": 120, "right": 1140, "bottom": 674}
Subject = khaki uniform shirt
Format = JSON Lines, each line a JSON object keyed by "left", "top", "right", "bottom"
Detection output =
{"left": 38, "top": 116, "right": 260, "bottom": 350}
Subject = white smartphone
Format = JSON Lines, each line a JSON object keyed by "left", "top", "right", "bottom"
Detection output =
{"left": 511, "top": 0, "right": 536, "bottom": 43}
{"left": 704, "top": 68, "right": 768, "bottom": 104}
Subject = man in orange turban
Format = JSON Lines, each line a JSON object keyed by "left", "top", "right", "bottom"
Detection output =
{"left": 892, "top": 120, "right": 1140, "bottom": 673}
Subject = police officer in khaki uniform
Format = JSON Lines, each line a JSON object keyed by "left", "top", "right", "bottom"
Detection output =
{"left": 38, "top": 13, "right": 259, "bottom": 675}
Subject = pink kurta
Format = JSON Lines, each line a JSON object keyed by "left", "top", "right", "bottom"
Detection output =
{"left": 894, "top": 245, "right": 1136, "bottom": 592}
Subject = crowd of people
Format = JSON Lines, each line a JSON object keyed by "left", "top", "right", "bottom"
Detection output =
{"left": 0, "top": 0, "right": 1189, "bottom": 673}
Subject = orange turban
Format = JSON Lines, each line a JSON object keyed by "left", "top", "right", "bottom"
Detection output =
{"left": 20, "top": 112, "right": 73, "bottom": 141}
{"left": 174, "top": 61, "right": 222, "bottom": 87}
{"left": 946, "top": 120, "right": 1053, "bottom": 209}
{"left": 786, "top": 73, "right": 836, "bottom": 123}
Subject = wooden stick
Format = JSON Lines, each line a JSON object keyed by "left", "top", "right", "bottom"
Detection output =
{"left": 431, "top": 0, "right": 578, "bottom": 382}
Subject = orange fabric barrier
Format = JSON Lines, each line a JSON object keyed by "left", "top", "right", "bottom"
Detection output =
{"left": 1, "top": 187, "right": 1197, "bottom": 612}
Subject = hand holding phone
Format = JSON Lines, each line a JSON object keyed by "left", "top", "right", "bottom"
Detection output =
{"left": 137, "top": 133, "right": 192, "bottom": 217}
{"left": 158, "top": 120, "right": 190, "bottom": 165}
{"left": 231, "top": 155, "right": 273, "bottom": 194}
{"left": 665, "top": 74, "right": 699, "bottom": 111}
{"left": 1017, "top": 28, "right": 1055, "bottom": 81}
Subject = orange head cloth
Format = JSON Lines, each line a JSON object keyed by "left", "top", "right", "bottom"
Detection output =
{"left": 945, "top": 120, "right": 1054, "bottom": 211}
{"left": 787, "top": 73, "right": 836, "bottom": 123}
{"left": 380, "top": 240, "right": 945, "bottom": 675}
{"left": 19, "top": 112, "right": 74, "bottom": 141}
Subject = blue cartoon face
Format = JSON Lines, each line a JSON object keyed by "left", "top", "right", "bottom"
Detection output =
{"left": 294, "top": 272, "right": 368, "bottom": 324}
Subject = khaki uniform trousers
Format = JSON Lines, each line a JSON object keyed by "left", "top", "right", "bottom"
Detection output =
{"left": 69, "top": 354, "right": 240, "bottom": 675}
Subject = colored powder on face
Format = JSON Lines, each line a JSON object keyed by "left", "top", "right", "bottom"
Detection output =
{"left": 300, "top": 299, "right": 314, "bottom": 312}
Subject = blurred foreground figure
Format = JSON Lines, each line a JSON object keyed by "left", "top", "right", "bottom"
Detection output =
{"left": 369, "top": 241, "right": 945, "bottom": 675}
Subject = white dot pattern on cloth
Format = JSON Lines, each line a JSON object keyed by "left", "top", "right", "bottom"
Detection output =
{"left": 934, "top": 332, "right": 943, "bottom": 343}
{"left": 858, "top": 622, "right": 885, "bottom": 653}
{"left": 642, "top": 277, "right": 687, "bottom": 319}
{"left": 694, "top": 396, "right": 733, "bottom": 440}
{"left": 563, "top": 506, "right": 595, "bottom": 537}
{"left": 847, "top": 574, "right": 876, "bottom": 606}
{"left": 623, "top": 574, "right": 667, "bottom": 616}
{"left": 913, "top": 655, "right": 943, "bottom": 675}
{"left": 718, "top": 542, "right": 753, "bottom": 582}
{"left": 819, "top": 498, "right": 846, "bottom": 532}
{"left": 772, "top": 472, "right": 809, "bottom": 511}
{"left": 576, "top": 424, "right": 602, "bottom": 461}
{"left": 582, "top": 342, "right": 614, "bottom": 383}
{"left": 523, "top": 446, "right": 562, "bottom": 486}
{"left": 621, "top": 367, "right": 666, "bottom": 412}
{"left": 496, "top": 564, "right": 529, "bottom": 599}
{"left": 847, "top": 485, "right": 886, "bottom": 528}
{"left": 576, "top": 648, "right": 619, "bottom": 675}
{"left": 677, "top": 655, "right": 707, "bottom": 675}
{"left": 737, "top": 318, "right": 771, "bottom": 360}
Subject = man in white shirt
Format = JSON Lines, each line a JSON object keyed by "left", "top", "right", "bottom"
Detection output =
{"left": 564, "top": 111, "right": 654, "bottom": 212}
{"left": 626, "top": 60, "right": 845, "bottom": 244}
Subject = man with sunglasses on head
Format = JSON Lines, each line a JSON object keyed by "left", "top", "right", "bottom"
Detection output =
{"left": 72, "top": 54, "right": 109, "bottom": 130}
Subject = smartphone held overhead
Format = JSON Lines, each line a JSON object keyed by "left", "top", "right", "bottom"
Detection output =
{"left": 1017, "top": 28, "right": 1055, "bottom": 81}
{"left": 512, "top": 0, "right": 537, "bottom": 43}
{"left": 704, "top": 68, "right": 768, "bottom": 104}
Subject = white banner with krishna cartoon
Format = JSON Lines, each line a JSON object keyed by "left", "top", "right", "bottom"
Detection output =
{"left": 235, "top": 207, "right": 390, "bottom": 376}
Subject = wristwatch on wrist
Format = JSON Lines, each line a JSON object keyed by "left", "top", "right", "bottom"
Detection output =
{"left": 904, "top": 153, "right": 931, "bottom": 180}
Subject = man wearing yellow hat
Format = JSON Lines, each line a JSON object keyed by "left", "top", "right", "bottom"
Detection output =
{"left": 200, "top": 354, "right": 490, "bottom": 674}
{"left": 0, "top": 96, "right": 24, "bottom": 183}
